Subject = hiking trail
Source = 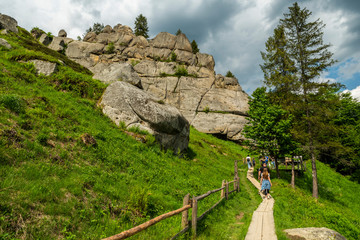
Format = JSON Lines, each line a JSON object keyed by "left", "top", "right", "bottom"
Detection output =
{"left": 245, "top": 167, "right": 277, "bottom": 240}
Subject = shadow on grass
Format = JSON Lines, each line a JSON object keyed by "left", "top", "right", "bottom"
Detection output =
{"left": 276, "top": 167, "right": 338, "bottom": 203}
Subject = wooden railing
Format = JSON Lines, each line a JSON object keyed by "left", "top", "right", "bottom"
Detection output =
{"left": 103, "top": 160, "right": 241, "bottom": 240}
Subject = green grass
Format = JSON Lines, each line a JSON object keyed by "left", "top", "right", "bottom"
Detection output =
{"left": 0, "top": 29, "right": 256, "bottom": 239}
{"left": 1, "top": 27, "right": 359, "bottom": 240}
{"left": 271, "top": 161, "right": 360, "bottom": 240}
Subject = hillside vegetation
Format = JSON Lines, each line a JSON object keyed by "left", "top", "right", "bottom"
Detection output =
{"left": 0, "top": 28, "right": 258, "bottom": 239}
{"left": 1, "top": 27, "right": 360, "bottom": 240}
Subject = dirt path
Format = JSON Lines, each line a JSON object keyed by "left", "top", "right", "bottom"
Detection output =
{"left": 245, "top": 167, "right": 277, "bottom": 240}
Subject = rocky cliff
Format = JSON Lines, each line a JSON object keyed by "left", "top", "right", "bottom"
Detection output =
{"left": 42, "top": 23, "right": 249, "bottom": 141}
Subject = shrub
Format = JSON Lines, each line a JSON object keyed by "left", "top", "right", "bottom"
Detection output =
{"left": 191, "top": 40, "right": 199, "bottom": 54}
{"left": 174, "top": 66, "right": 188, "bottom": 77}
{"left": 176, "top": 29, "right": 182, "bottom": 36}
{"left": 0, "top": 94, "right": 26, "bottom": 114}
{"left": 225, "top": 71, "right": 235, "bottom": 78}
{"left": 170, "top": 51, "right": 177, "bottom": 62}
{"left": 203, "top": 106, "right": 210, "bottom": 113}
{"left": 106, "top": 42, "right": 115, "bottom": 54}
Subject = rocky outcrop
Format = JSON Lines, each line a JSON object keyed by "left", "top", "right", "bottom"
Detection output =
{"left": 100, "top": 81, "right": 190, "bottom": 153}
{"left": 58, "top": 29, "right": 67, "bottom": 37}
{"left": 0, "top": 14, "right": 18, "bottom": 33}
{"left": 39, "top": 34, "right": 52, "bottom": 46}
{"left": 91, "top": 62, "right": 142, "bottom": 88}
{"left": 0, "top": 38, "right": 12, "bottom": 49}
{"left": 284, "top": 227, "right": 346, "bottom": 240}
{"left": 28, "top": 60, "right": 58, "bottom": 76}
{"left": 38, "top": 23, "right": 249, "bottom": 142}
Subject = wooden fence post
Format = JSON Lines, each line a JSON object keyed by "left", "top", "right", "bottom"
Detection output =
{"left": 237, "top": 177, "right": 240, "bottom": 192}
{"left": 234, "top": 160, "right": 238, "bottom": 179}
{"left": 233, "top": 177, "right": 236, "bottom": 191}
{"left": 225, "top": 181, "right": 229, "bottom": 200}
{"left": 220, "top": 180, "right": 225, "bottom": 199}
{"left": 182, "top": 193, "right": 190, "bottom": 229}
{"left": 192, "top": 197, "right": 198, "bottom": 238}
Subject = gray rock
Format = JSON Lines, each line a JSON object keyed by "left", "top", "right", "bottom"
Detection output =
{"left": 48, "top": 37, "right": 65, "bottom": 52}
{"left": 83, "top": 32, "right": 97, "bottom": 42}
{"left": 0, "top": 38, "right": 11, "bottom": 49}
{"left": 122, "top": 46, "right": 145, "bottom": 59}
{"left": 58, "top": 29, "right": 67, "bottom": 37}
{"left": 146, "top": 47, "right": 171, "bottom": 60}
{"left": 284, "top": 227, "right": 346, "bottom": 240}
{"left": 91, "top": 62, "right": 142, "bottom": 88}
{"left": 39, "top": 33, "right": 52, "bottom": 46}
{"left": 215, "top": 74, "right": 242, "bottom": 91}
{"left": 100, "top": 81, "right": 190, "bottom": 153}
{"left": 0, "top": 14, "right": 18, "bottom": 33}
{"left": 129, "top": 35, "right": 149, "bottom": 48}
{"left": 102, "top": 25, "right": 113, "bottom": 33}
{"left": 29, "top": 60, "right": 58, "bottom": 76}
{"left": 65, "top": 41, "right": 104, "bottom": 58}
{"left": 196, "top": 52, "right": 215, "bottom": 70}
{"left": 113, "top": 24, "right": 133, "bottom": 34}
{"left": 152, "top": 32, "right": 176, "bottom": 49}
{"left": 174, "top": 49, "right": 196, "bottom": 65}
{"left": 175, "top": 33, "right": 192, "bottom": 52}
{"left": 133, "top": 60, "right": 176, "bottom": 77}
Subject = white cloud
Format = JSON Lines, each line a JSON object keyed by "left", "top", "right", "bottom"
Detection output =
{"left": 338, "top": 57, "right": 360, "bottom": 80}
{"left": 343, "top": 86, "right": 360, "bottom": 101}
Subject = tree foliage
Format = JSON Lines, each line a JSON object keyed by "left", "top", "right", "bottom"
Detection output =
{"left": 176, "top": 29, "right": 182, "bottom": 36}
{"left": 85, "top": 23, "right": 104, "bottom": 35}
{"left": 225, "top": 71, "right": 235, "bottom": 78}
{"left": 244, "top": 87, "right": 296, "bottom": 177}
{"left": 191, "top": 40, "right": 199, "bottom": 54}
{"left": 260, "top": 2, "right": 340, "bottom": 197}
{"left": 134, "top": 14, "right": 149, "bottom": 38}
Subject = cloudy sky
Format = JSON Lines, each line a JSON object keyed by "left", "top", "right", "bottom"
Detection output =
{"left": 1, "top": 0, "right": 359, "bottom": 99}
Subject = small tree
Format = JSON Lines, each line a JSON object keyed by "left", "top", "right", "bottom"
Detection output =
{"left": 225, "top": 71, "right": 235, "bottom": 78}
{"left": 176, "top": 29, "right": 182, "bottom": 36}
{"left": 191, "top": 40, "right": 199, "bottom": 54}
{"left": 134, "top": 14, "right": 149, "bottom": 38}
{"left": 244, "top": 87, "right": 296, "bottom": 178}
{"left": 86, "top": 23, "right": 104, "bottom": 34}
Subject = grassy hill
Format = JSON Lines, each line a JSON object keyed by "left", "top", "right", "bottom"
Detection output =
{"left": 1, "top": 28, "right": 359, "bottom": 240}
{"left": 0, "top": 28, "right": 259, "bottom": 239}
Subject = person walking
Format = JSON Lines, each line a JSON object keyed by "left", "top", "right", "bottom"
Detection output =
{"left": 260, "top": 168, "right": 272, "bottom": 199}
{"left": 246, "top": 155, "right": 252, "bottom": 169}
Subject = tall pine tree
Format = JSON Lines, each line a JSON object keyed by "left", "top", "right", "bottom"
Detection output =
{"left": 134, "top": 14, "right": 149, "bottom": 38}
{"left": 261, "top": 2, "right": 338, "bottom": 198}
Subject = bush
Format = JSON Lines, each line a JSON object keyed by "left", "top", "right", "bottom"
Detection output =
{"left": 191, "top": 40, "right": 199, "bottom": 54}
{"left": 225, "top": 71, "right": 235, "bottom": 78}
{"left": 174, "top": 66, "right": 188, "bottom": 77}
{"left": 106, "top": 42, "right": 115, "bottom": 54}
{"left": 170, "top": 51, "right": 177, "bottom": 62}
{"left": 0, "top": 94, "right": 26, "bottom": 114}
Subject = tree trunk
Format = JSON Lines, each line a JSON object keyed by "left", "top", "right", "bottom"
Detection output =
{"left": 310, "top": 140, "right": 319, "bottom": 198}
{"left": 274, "top": 155, "right": 280, "bottom": 178}
{"left": 291, "top": 158, "right": 295, "bottom": 188}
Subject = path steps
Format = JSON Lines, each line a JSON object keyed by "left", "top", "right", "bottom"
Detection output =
{"left": 245, "top": 168, "right": 277, "bottom": 240}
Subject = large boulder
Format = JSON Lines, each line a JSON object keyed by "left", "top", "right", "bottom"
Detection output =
{"left": 91, "top": 62, "right": 142, "bottom": 88}
{"left": 39, "top": 33, "right": 52, "bottom": 46}
{"left": 284, "top": 227, "right": 346, "bottom": 240}
{"left": 66, "top": 41, "right": 105, "bottom": 58}
{"left": 0, "top": 38, "right": 11, "bottom": 49}
{"left": 83, "top": 32, "right": 97, "bottom": 42}
{"left": 48, "top": 37, "right": 65, "bottom": 52}
{"left": 175, "top": 33, "right": 192, "bottom": 52}
{"left": 100, "top": 81, "right": 190, "bottom": 153}
{"left": 0, "top": 14, "right": 18, "bottom": 33}
{"left": 196, "top": 53, "right": 215, "bottom": 70}
{"left": 58, "top": 29, "right": 67, "bottom": 37}
{"left": 28, "top": 60, "right": 58, "bottom": 76}
{"left": 152, "top": 32, "right": 176, "bottom": 49}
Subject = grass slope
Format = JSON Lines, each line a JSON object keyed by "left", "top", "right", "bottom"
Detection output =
{"left": 271, "top": 161, "right": 360, "bottom": 240}
{"left": 0, "top": 29, "right": 255, "bottom": 239}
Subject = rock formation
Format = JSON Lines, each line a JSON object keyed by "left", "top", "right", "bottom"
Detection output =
{"left": 100, "top": 81, "right": 190, "bottom": 153}
{"left": 38, "top": 23, "right": 250, "bottom": 142}
{"left": 0, "top": 13, "right": 18, "bottom": 33}
{"left": 284, "top": 227, "right": 346, "bottom": 240}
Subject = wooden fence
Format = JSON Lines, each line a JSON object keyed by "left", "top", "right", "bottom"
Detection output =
{"left": 103, "top": 160, "right": 240, "bottom": 240}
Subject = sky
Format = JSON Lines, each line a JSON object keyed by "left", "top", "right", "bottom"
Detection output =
{"left": 1, "top": 0, "right": 359, "bottom": 100}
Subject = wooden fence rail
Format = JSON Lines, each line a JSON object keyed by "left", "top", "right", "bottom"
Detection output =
{"left": 103, "top": 160, "right": 241, "bottom": 240}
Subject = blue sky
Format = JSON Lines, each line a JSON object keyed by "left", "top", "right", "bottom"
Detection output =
{"left": 1, "top": 0, "right": 359, "bottom": 100}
